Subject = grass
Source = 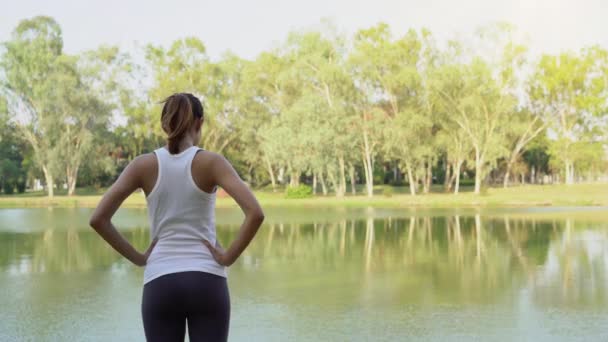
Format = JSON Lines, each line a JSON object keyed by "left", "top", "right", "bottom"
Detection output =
{"left": 0, "top": 183, "right": 607, "bottom": 209}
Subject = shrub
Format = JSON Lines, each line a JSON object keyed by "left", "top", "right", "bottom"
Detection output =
{"left": 16, "top": 177, "right": 26, "bottom": 193}
{"left": 285, "top": 185, "right": 313, "bottom": 199}
{"left": 16, "top": 181, "right": 26, "bottom": 194}
{"left": 2, "top": 181, "right": 15, "bottom": 195}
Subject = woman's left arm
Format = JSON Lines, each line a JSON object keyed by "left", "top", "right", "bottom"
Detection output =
{"left": 89, "top": 156, "right": 157, "bottom": 266}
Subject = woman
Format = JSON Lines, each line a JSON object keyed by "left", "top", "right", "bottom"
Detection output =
{"left": 90, "top": 93, "right": 264, "bottom": 341}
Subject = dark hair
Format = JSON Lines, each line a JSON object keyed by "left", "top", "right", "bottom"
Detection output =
{"left": 160, "top": 93, "right": 204, "bottom": 154}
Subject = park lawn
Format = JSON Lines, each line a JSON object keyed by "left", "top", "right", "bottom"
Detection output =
{"left": 0, "top": 183, "right": 606, "bottom": 209}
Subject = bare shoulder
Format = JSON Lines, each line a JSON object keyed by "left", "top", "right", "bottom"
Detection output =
{"left": 192, "top": 150, "right": 228, "bottom": 169}
{"left": 131, "top": 153, "right": 157, "bottom": 172}
{"left": 191, "top": 150, "right": 230, "bottom": 192}
{"left": 128, "top": 153, "right": 158, "bottom": 194}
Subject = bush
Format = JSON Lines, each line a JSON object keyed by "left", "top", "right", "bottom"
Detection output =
{"left": 16, "top": 181, "right": 26, "bottom": 194}
{"left": 285, "top": 184, "right": 313, "bottom": 199}
{"left": 2, "top": 181, "right": 14, "bottom": 195}
{"left": 382, "top": 186, "right": 393, "bottom": 197}
{"left": 16, "top": 177, "right": 26, "bottom": 193}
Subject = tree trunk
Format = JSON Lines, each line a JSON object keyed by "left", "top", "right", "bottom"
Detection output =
{"left": 421, "top": 163, "right": 429, "bottom": 194}
{"left": 349, "top": 164, "right": 356, "bottom": 195}
{"left": 362, "top": 133, "right": 374, "bottom": 198}
{"left": 312, "top": 173, "right": 317, "bottom": 195}
{"left": 364, "top": 160, "right": 373, "bottom": 197}
{"left": 328, "top": 171, "right": 340, "bottom": 197}
{"left": 290, "top": 173, "right": 300, "bottom": 187}
{"left": 363, "top": 153, "right": 374, "bottom": 197}
{"left": 319, "top": 172, "right": 328, "bottom": 195}
{"left": 444, "top": 160, "right": 452, "bottom": 192}
{"left": 503, "top": 151, "right": 518, "bottom": 188}
{"left": 454, "top": 159, "right": 463, "bottom": 194}
{"left": 42, "top": 166, "right": 54, "bottom": 198}
{"left": 338, "top": 156, "right": 346, "bottom": 198}
{"left": 264, "top": 156, "right": 277, "bottom": 192}
{"left": 503, "top": 168, "right": 511, "bottom": 188}
{"left": 474, "top": 147, "right": 483, "bottom": 195}
{"left": 66, "top": 164, "right": 79, "bottom": 196}
{"left": 278, "top": 167, "right": 285, "bottom": 184}
{"left": 289, "top": 165, "right": 300, "bottom": 187}
{"left": 423, "top": 160, "right": 432, "bottom": 194}
{"left": 565, "top": 160, "right": 574, "bottom": 185}
{"left": 406, "top": 163, "right": 416, "bottom": 196}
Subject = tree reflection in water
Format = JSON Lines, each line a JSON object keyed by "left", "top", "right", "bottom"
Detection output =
{"left": 1, "top": 213, "right": 606, "bottom": 308}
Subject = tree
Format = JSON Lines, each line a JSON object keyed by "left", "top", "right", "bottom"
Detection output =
{"left": 436, "top": 123, "right": 471, "bottom": 194}
{"left": 436, "top": 60, "right": 514, "bottom": 194}
{"left": 237, "top": 51, "right": 289, "bottom": 190}
{"left": 529, "top": 47, "right": 608, "bottom": 184}
{"left": 1, "top": 16, "right": 65, "bottom": 197}
{"left": 0, "top": 96, "right": 7, "bottom": 141}
{"left": 287, "top": 30, "right": 355, "bottom": 197}
{"left": 435, "top": 24, "right": 524, "bottom": 194}
{"left": 254, "top": 48, "right": 307, "bottom": 188}
{"left": 0, "top": 96, "right": 28, "bottom": 194}
{"left": 350, "top": 24, "right": 424, "bottom": 195}
{"left": 502, "top": 108, "right": 547, "bottom": 187}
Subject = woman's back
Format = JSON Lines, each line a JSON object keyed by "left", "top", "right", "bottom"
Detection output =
{"left": 90, "top": 93, "right": 263, "bottom": 341}
{"left": 144, "top": 145, "right": 226, "bottom": 284}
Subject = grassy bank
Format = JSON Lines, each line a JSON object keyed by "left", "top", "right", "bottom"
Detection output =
{"left": 0, "top": 183, "right": 607, "bottom": 209}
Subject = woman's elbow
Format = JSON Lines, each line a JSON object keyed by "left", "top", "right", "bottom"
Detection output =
{"left": 89, "top": 214, "right": 106, "bottom": 231}
{"left": 251, "top": 209, "right": 265, "bottom": 225}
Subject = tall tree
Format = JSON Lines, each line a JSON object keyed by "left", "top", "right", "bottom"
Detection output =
{"left": 435, "top": 59, "right": 513, "bottom": 194}
{"left": 287, "top": 30, "right": 355, "bottom": 197}
{"left": 350, "top": 24, "right": 424, "bottom": 195}
{"left": 238, "top": 51, "right": 290, "bottom": 190}
{"left": 1, "top": 16, "right": 65, "bottom": 197}
{"left": 435, "top": 24, "right": 524, "bottom": 194}
{"left": 529, "top": 47, "right": 608, "bottom": 184}
{"left": 502, "top": 108, "right": 547, "bottom": 187}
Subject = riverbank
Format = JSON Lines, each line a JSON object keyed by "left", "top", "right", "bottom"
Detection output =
{"left": 0, "top": 183, "right": 606, "bottom": 209}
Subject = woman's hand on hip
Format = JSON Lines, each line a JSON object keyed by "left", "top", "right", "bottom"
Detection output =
{"left": 203, "top": 240, "right": 233, "bottom": 266}
{"left": 134, "top": 238, "right": 159, "bottom": 267}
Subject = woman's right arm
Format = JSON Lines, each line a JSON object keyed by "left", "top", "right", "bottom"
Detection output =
{"left": 203, "top": 154, "right": 264, "bottom": 266}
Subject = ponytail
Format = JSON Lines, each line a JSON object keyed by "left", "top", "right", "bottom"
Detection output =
{"left": 160, "top": 93, "right": 204, "bottom": 154}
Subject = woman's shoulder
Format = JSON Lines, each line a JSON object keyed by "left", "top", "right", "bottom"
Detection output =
{"left": 192, "top": 150, "right": 238, "bottom": 177}
{"left": 192, "top": 150, "right": 225, "bottom": 168}
{"left": 130, "top": 152, "right": 158, "bottom": 171}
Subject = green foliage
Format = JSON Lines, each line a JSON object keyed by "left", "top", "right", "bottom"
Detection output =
{"left": 16, "top": 180, "right": 26, "bottom": 193}
{"left": 1, "top": 17, "right": 607, "bottom": 198}
{"left": 1, "top": 16, "right": 115, "bottom": 196}
{"left": 529, "top": 47, "right": 608, "bottom": 183}
{"left": 285, "top": 185, "right": 313, "bottom": 199}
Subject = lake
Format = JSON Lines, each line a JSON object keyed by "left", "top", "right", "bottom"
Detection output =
{"left": 1, "top": 207, "right": 607, "bottom": 341}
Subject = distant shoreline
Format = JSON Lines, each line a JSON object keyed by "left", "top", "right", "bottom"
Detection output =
{"left": 1, "top": 183, "right": 606, "bottom": 209}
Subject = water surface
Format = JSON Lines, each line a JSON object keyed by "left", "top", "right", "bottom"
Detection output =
{"left": 1, "top": 207, "right": 607, "bottom": 341}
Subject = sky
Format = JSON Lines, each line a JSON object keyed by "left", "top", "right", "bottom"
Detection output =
{"left": 1, "top": 0, "right": 607, "bottom": 60}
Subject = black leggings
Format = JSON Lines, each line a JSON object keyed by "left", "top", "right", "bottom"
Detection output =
{"left": 142, "top": 271, "right": 230, "bottom": 342}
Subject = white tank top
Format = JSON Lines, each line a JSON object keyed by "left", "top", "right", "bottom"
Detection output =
{"left": 143, "top": 145, "right": 226, "bottom": 284}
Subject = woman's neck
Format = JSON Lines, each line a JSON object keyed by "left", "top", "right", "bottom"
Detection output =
{"left": 168, "top": 137, "right": 195, "bottom": 154}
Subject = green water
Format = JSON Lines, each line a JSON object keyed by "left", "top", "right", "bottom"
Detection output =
{"left": 1, "top": 207, "right": 607, "bottom": 341}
